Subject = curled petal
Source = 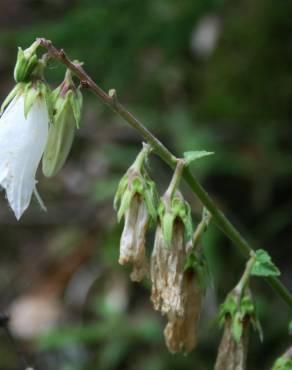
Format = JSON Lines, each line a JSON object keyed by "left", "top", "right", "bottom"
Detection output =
{"left": 0, "top": 95, "right": 49, "bottom": 219}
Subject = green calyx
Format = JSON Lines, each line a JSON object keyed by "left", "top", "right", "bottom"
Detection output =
{"left": 0, "top": 79, "right": 51, "bottom": 119}
{"left": 218, "top": 289, "right": 263, "bottom": 343}
{"left": 14, "top": 41, "right": 40, "bottom": 83}
{"left": 158, "top": 191, "right": 193, "bottom": 247}
{"left": 114, "top": 143, "right": 157, "bottom": 222}
{"left": 42, "top": 72, "right": 83, "bottom": 177}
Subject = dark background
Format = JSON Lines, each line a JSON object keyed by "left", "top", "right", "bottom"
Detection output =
{"left": 0, "top": 0, "right": 291, "bottom": 369}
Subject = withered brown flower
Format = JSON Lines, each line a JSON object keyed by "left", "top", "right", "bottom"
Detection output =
{"left": 214, "top": 315, "right": 249, "bottom": 370}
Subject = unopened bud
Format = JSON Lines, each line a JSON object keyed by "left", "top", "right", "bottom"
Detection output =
{"left": 114, "top": 143, "right": 157, "bottom": 281}
{"left": 14, "top": 41, "right": 40, "bottom": 83}
{"left": 42, "top": 69, "right": 83, "bottom": 177}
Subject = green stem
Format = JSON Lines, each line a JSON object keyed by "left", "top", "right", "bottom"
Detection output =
{"left": 235, "top": 256, "right": 256, "bottom": 294}
{"left": 164, "top": 159, "right": 185, "bottom": 199}
{"left": 38, "top": 38, "right": 292, "bottom": 310}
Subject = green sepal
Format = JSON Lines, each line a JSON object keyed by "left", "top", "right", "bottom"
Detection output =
{"left": 218, "top": 290, "right": 263, "bottom": 342}
{"left": 159, "top": 192, "right": 193, "bottom": 247}
{"left": 251, "top": 249, "right": 281, "bottom": 277}
{"left": 143, "top": 179, "right": 157, "bottom": 221}
{"left": 117, "top": 189, "right": 134, "bottom": 222}
{"left": 162, "top": 210, "right": 175, "bottom": 247}
{"left": 14, "top": 43, "right": 40, "bottom": 83}
{"left": 69, "top": 87, "right": 83, "bottom": 128}
{"left": 0, "top": 83, "right": 23, "bottom": 115}
{"left": 113, "top": 145, "right": 158, "bottom": 223}
{"left": 218, "top": 294, "right": 238, "bottom": 328}
{"left": 184, "top": 250, "right": 209, "bottom": 291}
{"left": 113, "top": 174, "right": 129, "bottom": 211}
{"left": 40, "top": 82, "right": 53, "bottom": 122}
{"left": 232, "top": 311, "right": 244, "bottom": 344}
{"left": 24, "top": 82, "right": 39, "bottom": 118}
{"left": 183, "top": 150, "right": 214, "bottom": 165}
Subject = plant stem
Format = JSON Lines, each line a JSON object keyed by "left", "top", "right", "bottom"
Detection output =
{"left": 38, "top": 38, "right": 292, "bottom": 310}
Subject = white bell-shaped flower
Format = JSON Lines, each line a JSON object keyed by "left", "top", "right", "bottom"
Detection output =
{"left": 0, "top": 94, "right": 49, "bottom": 219}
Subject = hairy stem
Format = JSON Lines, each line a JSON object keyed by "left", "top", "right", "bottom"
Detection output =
{"left": 38, "top": 38, "right": 292, "bottom": 310}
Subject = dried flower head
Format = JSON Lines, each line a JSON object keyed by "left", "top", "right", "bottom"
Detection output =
{"left": 215, "top": 273, "right": 262, "bottom": 370}
{"left": 114, "top": 143, "right": 157, "bottom": 281}
{"left": 150, "top": 161, "right": 208, "bottom": 353}
{"left": 215, "top": 314, "right": 249, "bottom": 370}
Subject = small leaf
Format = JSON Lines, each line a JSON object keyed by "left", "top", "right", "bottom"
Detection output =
{"left": 183, "top": 150, "right": 214, "bottom": 165}
{"left": 251, "top": 249, "right": 280, "bottom": 277}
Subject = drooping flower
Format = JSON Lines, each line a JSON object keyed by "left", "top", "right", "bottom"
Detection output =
{"left": 215, "top": 266, "right": 262, "bottom": 370}
{"left": 0, "top": 48, "right": 51, "bottom": 219}
{"left": 150, "top": 160, "right": 206, "bottom": 353}
{"left": 215, "top": 313, "right": 249, "bottom": 370}
{"left": 42, "top": 68, "right": 83, "bottom": 178}
{"left": 0, "top": 89, "right": 49, "bottom": 219}
{"left": 114, "top": 143, "right": 157, "bottom": 282}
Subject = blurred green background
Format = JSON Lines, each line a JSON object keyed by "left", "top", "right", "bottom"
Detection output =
{"left": 0, "top": 0, "right": 291, "bottom": 369}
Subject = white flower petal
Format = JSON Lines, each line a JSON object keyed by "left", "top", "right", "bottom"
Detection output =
{"left": 0, "top": 94, "right": 49, "bottom": 219}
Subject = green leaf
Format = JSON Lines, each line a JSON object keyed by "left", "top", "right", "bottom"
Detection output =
{"left": 183, "top": 150, "right": 214, "bottom": 165}
{"left": 289, "top": 320, "right": 292, "bottom": 335}
{"left": 251, "top": 249, "right": 281, "bottom": 277}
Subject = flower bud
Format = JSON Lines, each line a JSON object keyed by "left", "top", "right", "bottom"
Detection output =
{"left": 14, "top": 41, "right": 40, "bottom": 83}
{"left": 114, "top": 143, "right": 157, "bottom": 281}
{"left": 42, "top": 69, "right": 83, "bottom": 177}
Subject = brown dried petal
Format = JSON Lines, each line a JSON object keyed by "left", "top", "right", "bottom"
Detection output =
{"left": 150, "top": 221, "right": 186, "bottom": 316}
{"left": 119, "top": 194, "right": 149, "bottom": 282}
{"left": 164, "top": 270, "right": 202, "bottom": 354}
{"left": 214, "top": 317, "right": 249, "bottom": 370}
